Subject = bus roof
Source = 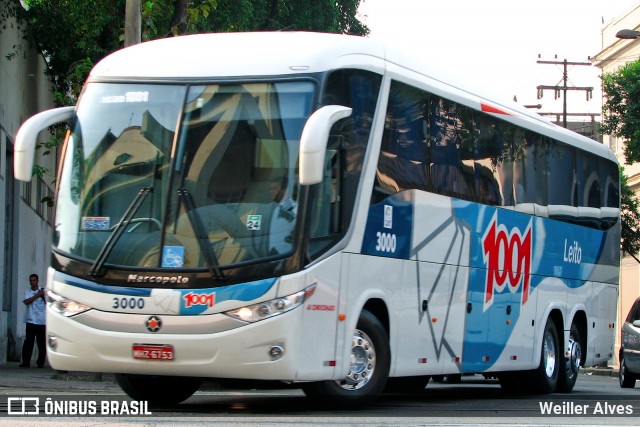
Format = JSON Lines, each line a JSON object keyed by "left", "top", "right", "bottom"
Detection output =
{"left": 89, "top": 32, "right": 616, "bottom": 164}
{"left": 90, "top": 32, "right": 386, "bottom": 80}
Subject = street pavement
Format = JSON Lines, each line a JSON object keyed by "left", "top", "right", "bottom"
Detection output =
{"left": 0, "top": 361, "right": 619, "bottom": 394}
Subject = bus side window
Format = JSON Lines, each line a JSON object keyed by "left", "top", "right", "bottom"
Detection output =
{"left": 473, "top": 111, "right": 504, "bottom": 206}
{"left": 373, "top": 80, "right": 430, "bottom": 201}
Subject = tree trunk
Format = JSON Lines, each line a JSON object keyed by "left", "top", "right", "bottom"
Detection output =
{"left": 124, "top": 0, "right": 141, "bottom": 46}
{"left": 170, "top": 0, "right": 191, "bottom": 35}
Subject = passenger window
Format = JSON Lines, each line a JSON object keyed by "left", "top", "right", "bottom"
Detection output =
{"left": 474, "top": 113, "right": 507, "bottom": 206}
{"left": 371, "top": 79, "right": 618, "bottom": 231}
{"left": 548, "top": 144, "right": 576, "bottom": 207}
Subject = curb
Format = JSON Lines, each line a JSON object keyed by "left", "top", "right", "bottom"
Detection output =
{"left": 51, "top": 371, "right": 116, "bottom": 383}
{"left": 582, "top": 367, "right": 619, "bottom": 377}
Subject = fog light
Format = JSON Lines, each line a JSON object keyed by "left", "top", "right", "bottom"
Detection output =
{"left": 269, "top": 345, "right": 284, "bottom": 360}
{"left": 48, "top": 335, "right": 58, "bottom": 351}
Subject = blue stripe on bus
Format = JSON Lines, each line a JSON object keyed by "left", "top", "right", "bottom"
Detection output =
{"left": 54, "top": 272, "right": 277, "bottom": 313}
{"left": 177, "top": 278, "right": 277, "bottom": 315}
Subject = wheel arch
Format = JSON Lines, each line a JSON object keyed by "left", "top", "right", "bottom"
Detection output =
{"left": 548, "top": 308, "right": 564, "bottom": 337}
{"left": 362, "top": 298, "right": 390, "bottom": 337}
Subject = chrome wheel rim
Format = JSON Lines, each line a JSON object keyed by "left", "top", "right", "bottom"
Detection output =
{"left": 336, "top": 329, "right": 376, "bottom": 390}
{"left": 567, "top": 337, "right": 581, "bottom": 376}
{"left": 543, "top": 330, "right": 557, "bottom": 378}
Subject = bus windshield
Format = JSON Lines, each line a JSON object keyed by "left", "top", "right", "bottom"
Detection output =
{"left": 54, "top": 81, "right": 314, "bottom": 271}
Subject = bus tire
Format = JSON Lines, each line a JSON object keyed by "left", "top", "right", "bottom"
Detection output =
{"left": 531, "top": 317, "right": 560, "bottom": 394}
{"left": 444, "top": 374, "right": 462, "bottom": 383}
{"left": 302, "top": 310, "right": 390, "bottom": 406}
{"left": 557, "top": 322, "right": 581, "bottom": 392}
{"left": 498, "top": 372, "right": 522, "bottom": 393}
{"left": 115, "top": 374, "right": 202, "bottom": 406}
{"left": 384, "top": 376, "right": 430, "bottom": 394}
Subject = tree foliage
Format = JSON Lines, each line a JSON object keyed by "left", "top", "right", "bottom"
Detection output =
{"left": 1, "top": 0, "right": 368, "bottom": 105}
{"left": 601, "top": 60, "right": 640, "bottom": 256}
{"left": 620, "top": 167, "right": 640, "bottom": 256}
{"left": 0, "top": 0, "right": 367, "bottom": 196}
{"left": 602, "top": 60, "right": 640, "bottom": 165}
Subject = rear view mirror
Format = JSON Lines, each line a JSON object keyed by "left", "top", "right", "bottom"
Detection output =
{"left": 14, "top": 106, "right": 75, "bottom": 181}
{"left": 299, "top": 105, "right": 351, "bottom": 185}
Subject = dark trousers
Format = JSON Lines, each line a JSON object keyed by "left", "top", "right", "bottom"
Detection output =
{"left": 21, "top": 323, "right": 46, "bottom": 367}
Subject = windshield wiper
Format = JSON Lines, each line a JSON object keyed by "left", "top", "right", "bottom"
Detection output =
{"left": 178, "top": 189, "right": 225, "bottom": 280}
{"left": 88, "top": 187, "right": 151, "bottom": 277}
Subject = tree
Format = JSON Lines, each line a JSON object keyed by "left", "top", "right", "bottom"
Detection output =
{"left": 620, "top": 168, "right": 640, "bottom": 258}
{"left": 601, "top": 60, "right": 640, "bottom": 256}
{"left": 602, "top": 60, "right": 640, "bottom": 164}
{"left": 0, "top": 0, "right": 368, "bottom": 184}
{"left": 1, "top": 0, "right": 369, "bottom": 106}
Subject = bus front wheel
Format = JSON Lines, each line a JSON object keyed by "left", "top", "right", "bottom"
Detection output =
{"left": 115, "top": 374, "right": 202, "bottom": 406}
{"left": 302, "top": 310, "right": 390, "bottom": 406}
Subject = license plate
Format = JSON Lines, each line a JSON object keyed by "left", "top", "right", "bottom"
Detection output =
{"left": 132, "top": 344, "right": 174, "bottom": 361}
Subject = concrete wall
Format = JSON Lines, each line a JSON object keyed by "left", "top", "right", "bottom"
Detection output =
{"left": 0, "top": 3, "right": 55, "bottom": 364}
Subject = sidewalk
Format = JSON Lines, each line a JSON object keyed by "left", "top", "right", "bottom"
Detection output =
{"left": 0, "top": 361, "right": 120, "bottom": 393}
{"left": 582, "top": 366, "right": 620, "bottom": 378}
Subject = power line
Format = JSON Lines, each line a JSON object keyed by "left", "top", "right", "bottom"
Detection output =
{"left": 536, "top": 57, "right": 593, "bottom": 128}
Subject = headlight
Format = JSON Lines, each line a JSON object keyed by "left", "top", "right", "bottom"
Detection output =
{"left": 46, "top": 290, "right": 91, "bottom": 317}
{"left": 224, "top": 284, "right": 316, "bottom": 323}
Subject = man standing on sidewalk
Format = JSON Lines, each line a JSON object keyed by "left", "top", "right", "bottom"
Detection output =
{"left": 19, "top": 273, "right": 46, "bottom": 368}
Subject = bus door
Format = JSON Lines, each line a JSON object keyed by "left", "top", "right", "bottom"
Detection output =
{"left": 424, "top": 262, "right": 468, "bottom": 375}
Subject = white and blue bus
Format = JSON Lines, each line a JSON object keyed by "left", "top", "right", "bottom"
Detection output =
{"left": 15, "top": 32, "right": 620, "bottom": 405}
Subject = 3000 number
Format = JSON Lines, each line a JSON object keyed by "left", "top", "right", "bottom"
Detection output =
{"left": 375, "top": 232, "right": 397, "bottom": 253}
{"left": 113, "top": 297, "right": 145, "bottom": 310}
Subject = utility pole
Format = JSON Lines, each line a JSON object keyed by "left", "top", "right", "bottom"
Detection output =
{"left": 536, "top": 57, "right": 593, "bottom": 128}
{"left": 124, "top": 0, "right": 141, "bottom": 47}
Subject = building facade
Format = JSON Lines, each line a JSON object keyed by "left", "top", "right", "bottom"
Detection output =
{"left": 0, "top": 3, "right": 55, "bottom": 364}
{"left": 592, "top": 2, "right": 640, "bottom": 367}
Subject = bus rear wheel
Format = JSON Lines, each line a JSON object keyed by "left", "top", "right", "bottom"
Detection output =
{"left": 557, "top": 322, "right": 581, "bottom": 392}
{"left": 115, "top": 374, "right": 202, "bottom": 406}
{"left": 531, "top": 318, "right": 560, "bottom": 394}
{"left": 302, "top": 310, "right": 390, "bottom": 406}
